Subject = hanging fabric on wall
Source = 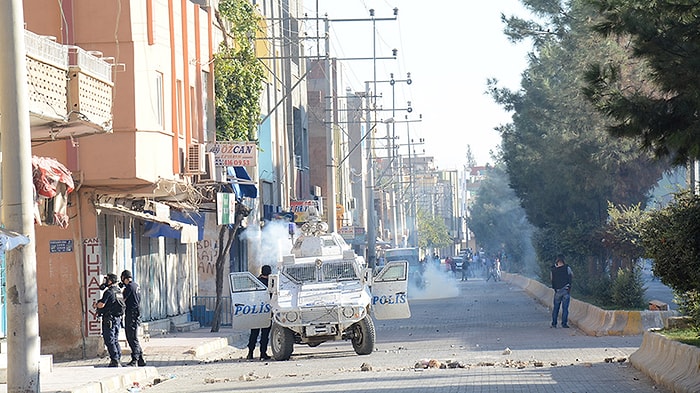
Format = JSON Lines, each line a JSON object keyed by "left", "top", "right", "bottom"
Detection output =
{"left": 32, "top": 155, "right": 75, "bottom": 228}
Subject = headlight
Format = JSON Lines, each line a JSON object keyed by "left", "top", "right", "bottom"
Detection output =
{"left": 286, "top": 311, "right": 298, "bottom": 322}
{"left": 342, "top": 307, "right": 355, "bottom": 318}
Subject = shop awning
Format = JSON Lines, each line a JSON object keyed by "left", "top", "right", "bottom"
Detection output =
{"left": 227, "top": 166, "right": 258, "bottom": 199}
{"left": 94, "top": 203, "right": 200, "bottom": 243}
{"left": 142, "top": 210, "right": 204, "bottom": 242}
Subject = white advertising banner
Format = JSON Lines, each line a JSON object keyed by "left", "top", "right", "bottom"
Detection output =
{"left": 206, "top": 142, "right": 257, "bottom": 167}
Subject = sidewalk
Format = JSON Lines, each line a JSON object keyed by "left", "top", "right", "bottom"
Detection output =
{"left": 6, "top": 328, "right": 249, "bottom": 393}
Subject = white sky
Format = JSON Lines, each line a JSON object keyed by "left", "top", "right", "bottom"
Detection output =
{"left": 303, "top": 1, "right": 533, "bottom": 170}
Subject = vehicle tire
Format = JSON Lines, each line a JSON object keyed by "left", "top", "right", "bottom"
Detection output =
{"left": 351, "top": 316, "right": 375, "bottom": 355}
{"left": 270, "top": 323, "right": 295, "bottom": 361}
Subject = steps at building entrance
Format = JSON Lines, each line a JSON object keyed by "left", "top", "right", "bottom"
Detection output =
{"left": 0, "top": 352, "right": 54, "bottom": 384}
{"left": 173, "top": 321, "right": 200, "bottom": 332}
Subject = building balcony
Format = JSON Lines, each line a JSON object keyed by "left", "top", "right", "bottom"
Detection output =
{"left": 24, "top": 29, "right": 113, "bottom": 142}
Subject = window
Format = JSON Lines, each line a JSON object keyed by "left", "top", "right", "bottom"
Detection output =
{"left": 176, "top": 80, "right": 183, "bottom": 136}
{"left": 153, "top": 72, "right": 164, "bottom": 128}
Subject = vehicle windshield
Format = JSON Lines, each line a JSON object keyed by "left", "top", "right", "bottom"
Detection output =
{"left": 283, "top": 260, "right": 358, "bottom": 283}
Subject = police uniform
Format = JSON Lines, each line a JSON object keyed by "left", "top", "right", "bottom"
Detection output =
{"left": 98, "top": 283, "right": 122, "bottom": 366}
{"left": 122, "top": 270, "right": 145, "bottom": 366}
{"left": 247, "top": 265, "right": 272, "bottom": 360}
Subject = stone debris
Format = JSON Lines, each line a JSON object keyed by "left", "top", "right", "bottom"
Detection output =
{"left": 205, "top": 377, "right": 232, "bottom": 384}
{"left": 502, "top": 347, "right": 512, "bottom": 355}
{"left": 446, "top": 361, "right": 466, "bottom": 369}
{"left": 412, "top": 358, "right": 567, "bottom": 371}
{"left": 234, "top": 371, "right": 271, "bottom": 382}
{"left": 360, "top": 362, "right": 373, "bottom": 372}
{"left": 428, "top": 359, "right": 442, "bottom": 368}
{"left": 604, "top": 357, "right": 627, "bottom": 363}
{"left": 414, "top": 359, "right": 440, "bottom": 369}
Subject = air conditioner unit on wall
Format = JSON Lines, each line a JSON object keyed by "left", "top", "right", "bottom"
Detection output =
{"left": 186, "top": 143, "right": 205, "bottom": 174}
{"left": 197, "top": 152, "right": 224, "bottom": 182}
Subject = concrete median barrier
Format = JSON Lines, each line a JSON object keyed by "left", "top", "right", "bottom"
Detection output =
{"left": 503, "top": 272, "right": 676, "bottom": 335}
{"left": 630, "top": 331, "right": 700, "bottom": 393}
{"left": 503, "top": 272, "right": 696, "bottom": 392}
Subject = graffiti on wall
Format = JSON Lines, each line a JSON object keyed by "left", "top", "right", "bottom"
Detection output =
{"left": 197, "top": 238, "right": 219, "bottom": 276}
{"left": 83, "top": 238, "right": 102, "bottom": 336}
{"left": 197, "top": 215, "right": 223, "bottom": 297}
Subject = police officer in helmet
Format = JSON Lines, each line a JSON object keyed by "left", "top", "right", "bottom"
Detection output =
{"left": 96, "top": 273, "right": 123, "bottom": 367}
{"left": 121, "top": 269, "right": 146, "bottom": 366}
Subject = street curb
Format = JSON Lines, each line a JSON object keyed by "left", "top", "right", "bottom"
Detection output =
{"left": 192, "top": 336, "right": 233, "bottom": 358}
{"left": 630, "top": 331, "right": 700, "bottom": 393}
{"left": 39, "top": 366, "right": 160, "bottom": 393}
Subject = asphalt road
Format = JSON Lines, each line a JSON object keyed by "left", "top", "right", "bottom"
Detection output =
{"left": 143, "top": 277, "right": 669, "bottom": 393}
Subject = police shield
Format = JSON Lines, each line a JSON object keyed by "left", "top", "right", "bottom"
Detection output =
{"left": 229, "top": 272, "right": 272, "bottom": 330}
{"left": 370, "top": 261, "right": 411, "bottom": 320}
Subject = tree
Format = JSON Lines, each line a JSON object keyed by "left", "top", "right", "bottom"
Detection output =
{"left": 465, "top": 145, "right": 477, "bottom": 168}
{"left": 468, "top": 164, "right": 535, "bottom": 274}
{"left": 641, "top": 191, "right": 700, "bottom": 294}
{"left": 492, "top": 0, "right": 667, "bottom": 286}
{"left": 600, "top": 202, "right": 645, "bottom": 274}
{"left": 641, "top": 190, "right": 700, "bottom": 326}
{"left": 416, "top": 210, "right": 452, "bottom": 252}
{"left": 209, "top": 0, "right": 264, "bottom": 332}
{"left": 214, "top": 0, "right": 266, "bottom": 141}
{"left": 584, "top": 0, "right": 700, "bottom": 165}
{"left": 210, "top": 203, "right": 251, "bottom": 332}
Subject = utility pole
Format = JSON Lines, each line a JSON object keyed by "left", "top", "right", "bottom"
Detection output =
{"left": 327, "top": 7, "right": 397, "bottom": 268}
{"left": 365, "top": 81, "right": 377, "bottom": 268}
{"left": 0, "top": 1, "right": 41, "bottom": 392}
{"left": 323, "top": 17, "right": 337, "bottom": 232}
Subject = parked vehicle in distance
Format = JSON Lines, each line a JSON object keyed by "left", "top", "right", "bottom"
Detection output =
{"left": 384, "top": 247, "right": 424, "bottom": 288}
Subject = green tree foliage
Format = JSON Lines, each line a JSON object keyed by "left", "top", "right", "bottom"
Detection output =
{"left": 209, "top": 0, "right": 262, "bottom": 332}
{"left": 492, "top": 0, "right": 667, "bottom": 286}
{"left": 641, "top": 191, "right": 700, "bottom": 294}
{"left": 214, "top": 0, "right": 265, "bottom": 141}
{"left": 600, "top": 202, "right": 645, "bottom": 272}
{"left": 468, "top": 164, "right": 536, "bottom": 274}
{"left": 416, "top": 210, "right": 452, "bottom": 251}
{"left": 610, "top": 267, "right": 646, "bottom": 309}
{"left": 584, "top": 0, "right": 700, "bottom": 165}
{"left": 641, "top": 190, "right": 700, "bottom": 326}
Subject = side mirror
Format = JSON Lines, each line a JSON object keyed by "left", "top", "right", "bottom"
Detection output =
{"left": 363, "top": 268, "right": 373, "bottom": 285}
{"left": 268, "top": 274, "right": 278, "bottom": 295}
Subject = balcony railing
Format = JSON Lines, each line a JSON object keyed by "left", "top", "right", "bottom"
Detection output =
{"left": 23, "top": 29, "right": 114, "bottom": 141}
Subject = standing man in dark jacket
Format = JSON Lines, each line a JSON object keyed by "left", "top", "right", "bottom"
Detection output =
{"left": 121, "top": 270, "right": 146, "bottom": 366}
{"left": 96, "top": 273, "right": 123, "bottom": 367}
{"left": 247, "top": 265, "right": 272, "bottom": 360}
{"left": 551, "top": 255, "right": 574, "bottom": 328}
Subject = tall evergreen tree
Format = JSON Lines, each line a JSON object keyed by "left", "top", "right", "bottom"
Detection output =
{"left": 468, "top": 164, "right": 536, "bottom": 274}
{"left": 584, "top": 0, "right": 700, "bottom": 165}
{"left": 491, "top": 0, "right": 667, "bottom": 284}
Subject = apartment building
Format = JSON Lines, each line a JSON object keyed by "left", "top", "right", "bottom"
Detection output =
{"left": 22, "top": 0, "right": 219, "bottom": 359}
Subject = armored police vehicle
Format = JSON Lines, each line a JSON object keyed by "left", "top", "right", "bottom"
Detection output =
{"left": 229, "top": 217, "right": 411, "bottom": 361}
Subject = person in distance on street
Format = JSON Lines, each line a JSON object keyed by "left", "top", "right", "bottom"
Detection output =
{"left": 121, "top": 269, "right": 146, "bottom": 366}
{"left": 96, "top": 273, "right": 123, "bottom": 367}
{"left": 247, "top": 265, "right": 273, "bottom": 360}
{"left": 550, "top": 255, "right": 574, "bottom": 328}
